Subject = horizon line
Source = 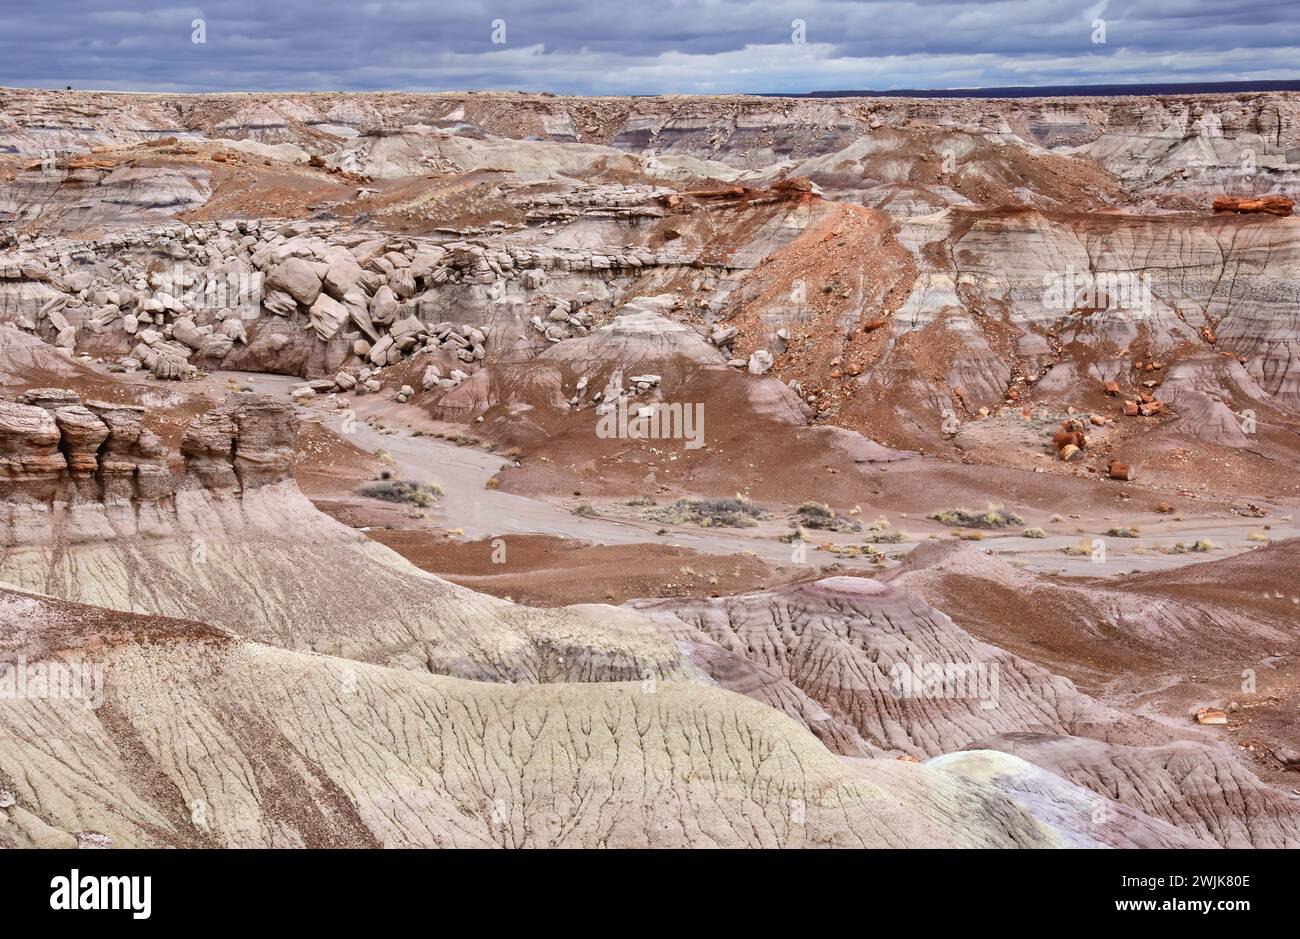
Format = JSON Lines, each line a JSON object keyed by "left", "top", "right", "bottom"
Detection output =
{"left": 1, "top": 78, "right": 1298, "bottom": 100}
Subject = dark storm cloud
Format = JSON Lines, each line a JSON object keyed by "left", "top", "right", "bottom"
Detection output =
{"left": 0, "top": 0, "right": 1295, "bottom": 93}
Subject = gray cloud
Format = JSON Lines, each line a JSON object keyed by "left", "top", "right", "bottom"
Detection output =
{"left": 0, "top": 0, "right": 1295, "bottom": 93}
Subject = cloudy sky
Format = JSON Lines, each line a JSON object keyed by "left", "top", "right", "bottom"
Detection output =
{"left": 1, "top": 0, "right": 1295, "bottom": 94}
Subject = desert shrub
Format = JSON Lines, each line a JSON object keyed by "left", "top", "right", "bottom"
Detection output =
{"left": 1192, "top": 538, "right": 1215, "bottom": 552}
{"left": 572, "top": 503, "right": 599, "bottom": 518}
{"left": 624, "top": 495, "right": 656, "bottom": 507}
{"left": 357, "top": 479, "right": 441, "bottom": 507}
{"left": 791, "top": 501, "right": 861, "bottom": 533}
{"left": 929, "top": 503, "right": 1024, "bottom": 529}
{"left": 1023, "top": 527, "right": 1047, "bottom": 539}
{"left": 646, "top": 497, "right": 767, "bottom": 528}
{"left": 796, "top": 500, "right": 834, "bottom": 520}
{"left": 1247, "top": 530, "right": 1269, "bottom": 543}
{"left": 823, "top": 543, "right": 878, "bottom": 557}
{"left": 779, "top": 526, "right": 810, "bottom": 543}
{"left": 863, "top": 516, "right": 906, "bottom": 543}
{"left": 484, "top": 477, "right": 500, "bottom": 490}
{"left": 1105, "top": 526, "right": 1139, "bottom": 538}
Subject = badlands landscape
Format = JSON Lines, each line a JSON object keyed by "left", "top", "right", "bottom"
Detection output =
{"left": 1, "top": 86, "right": 1299, "bottom": 848}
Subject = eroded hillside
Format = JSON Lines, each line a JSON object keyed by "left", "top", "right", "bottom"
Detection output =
{"left": 1, "top": 87, "right": 1298, "bottom": 849}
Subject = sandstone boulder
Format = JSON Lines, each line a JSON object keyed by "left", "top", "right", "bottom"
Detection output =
{"left": 266, "top": 257, "right": 322, "bottom": 306}
{"left": 308, "top": 293, "right": 349, "bottom": 342}
{"left": 369, "top": 285, "right": 399, "bottom": 326}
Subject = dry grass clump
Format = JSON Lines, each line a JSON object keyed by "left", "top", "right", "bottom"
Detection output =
{"left": 779, "top": 526, "right": 809, "bottom": 544}
{"left": 646, "top": 497, "right": 767, "bottom": 529}
{"left": 862, "top": 516, "right": 908, "bottom": 543}
{"left": 930, "top": 503, "right": 1024, "bottom": 529}
{"left": 791, "top": 501, "right": 861, "bottom": 533}
{"left": 357, "top": 478, "right": 441, "bottom": 507}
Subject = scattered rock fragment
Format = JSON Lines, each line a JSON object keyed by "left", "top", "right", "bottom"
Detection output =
{"left": 1195, "top": 707, "right": 1229, "bottom": 725}
{"left": 1212, "top": 195, "right": 1294, "bottom": 217}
